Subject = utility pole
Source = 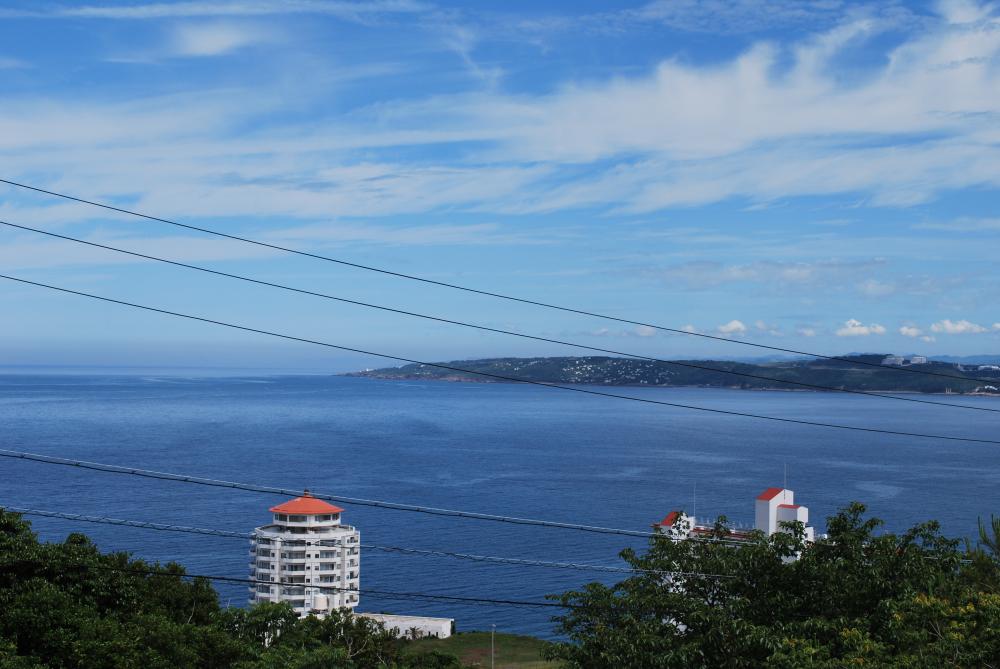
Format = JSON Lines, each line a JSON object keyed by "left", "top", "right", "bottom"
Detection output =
{"left": 491, "top": 623, "right": 496, "bottom": 669}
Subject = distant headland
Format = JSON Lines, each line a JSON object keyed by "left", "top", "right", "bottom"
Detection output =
{"left": 346, "top": 355, "right": 1000, "bottom": 395}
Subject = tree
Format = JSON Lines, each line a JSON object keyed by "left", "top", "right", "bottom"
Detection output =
{"left": 0, "top": 510, "right": 462, "bottom": 668}
{"left": 546, "top": 503, "right": 1000, "bottom": 668}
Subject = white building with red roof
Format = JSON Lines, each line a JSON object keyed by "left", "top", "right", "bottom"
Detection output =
{"left": 755, "top": 487, "right": 815, "bottom": 542}
{"left": 249, "top": 491, "right": 361, "bottom": 616}
{"left": 654, "top": 487, "right": 816, "bottom": 543}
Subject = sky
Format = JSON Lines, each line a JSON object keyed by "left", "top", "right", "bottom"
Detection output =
{"left": 0, "top": 0, "right": 999, "bottom": 371}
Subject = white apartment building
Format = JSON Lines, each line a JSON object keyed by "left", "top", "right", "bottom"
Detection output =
{"left": 249, "top": 491, "right": 361, "bottom": 617}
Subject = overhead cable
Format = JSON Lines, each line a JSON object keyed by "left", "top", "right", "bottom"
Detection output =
{"left": 0, "top": 449, "right": 657, "bottom": 537}
{"left": 1, "top": 218, "right": 993, "bottom": 413}
{"left": 8, "top": 506, "right": 738, "bottom": 576}
{"left": 1, "top": 275, "right": 997, "bottom": 444}
{"left": 0, "top": 177, "right": 994, "bottom": 385}
{"left": 83, "top": 563, "right": 569, "bottom": 610}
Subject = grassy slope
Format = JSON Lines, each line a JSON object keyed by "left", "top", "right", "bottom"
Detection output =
{"left": 405, "top": 631, "right": 558, "bottom": 668}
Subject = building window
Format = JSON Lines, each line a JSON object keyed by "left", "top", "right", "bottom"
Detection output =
{"left": 288, "top": 515, "right": 307, "bottom": 523}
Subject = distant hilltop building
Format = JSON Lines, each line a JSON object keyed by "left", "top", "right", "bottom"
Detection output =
{"left": 882, "top": 355, "right": 927, "bottom": 366}
{"left": 654, "top": 487, "right": 816, "bottom": 543}
{"left": 249, "top": 491, "right": 360, "bottom": 617}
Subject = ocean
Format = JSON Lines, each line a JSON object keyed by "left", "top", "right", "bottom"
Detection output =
{"left": 1, "top": 373, "right": 998, "bottom": 638}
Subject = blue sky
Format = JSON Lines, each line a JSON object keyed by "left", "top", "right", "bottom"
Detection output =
{"left": 0, "top": 0, "right": 998, "bottom": 371}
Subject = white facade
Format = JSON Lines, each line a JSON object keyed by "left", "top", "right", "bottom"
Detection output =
{"left": 655, "top": 487, "right": 816, "bottom": 543}
{"left": 249, "top": 492, "right": 361, "bottom": 617}
{"left": 357, "top": 613, "right": 454, "bottom": 639}
{"left": 883, "top": 355, "right": 927, "bottom": 366}
{"left": 754, "top": 487, "right": 815, "bottom": 541}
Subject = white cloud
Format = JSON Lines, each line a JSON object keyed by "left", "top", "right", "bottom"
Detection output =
{"left": 921, "top": 335, "right": 936, "bottom": 343}
{"left": 994, "top": 323, "right": 1000, "bottom": 331}
{"left": 680, "top": 324, "right": 699, "bottom": 333}
{"left": 634, "top": 325, "right": 657, "bottom": 337}
{"left": 836, "top": 319, "right": 886, "bottom": 337}
{"left": 369, "top": 8, "right": 1000, "bottom": 211}
{"left": 930, "top": 318, "right": 988, "bottom": 334}
{"left": 0, "top": 57, "right": 27, "bottom": 69}
{"left": 797, "top": 327, "right": 817, "bottom": 337}
{"left": 899, "top": 325, "right": 923, "bottom": 338}
{"left": 0, "top": 0, "right": 998, "bottom": 227}
{"left": 168, "top": 22, "right": 275, "bottom": 57}
{"left": 717, "top": 319, "right": 748, "bottom": 335}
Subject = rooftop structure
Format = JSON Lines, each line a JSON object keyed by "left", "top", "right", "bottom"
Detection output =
{"left": 357, "top": 613, "right": 454, "bottom": 640}
{"left": 248, "top": 491, "right": 360, "bottom": 617}
{"left": 654, "top": 487, "right": 816, "bottom": 543}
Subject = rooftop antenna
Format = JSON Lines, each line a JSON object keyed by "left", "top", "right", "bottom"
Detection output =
{"left": 783, "top": 463, "right": 788, "bottom": 503}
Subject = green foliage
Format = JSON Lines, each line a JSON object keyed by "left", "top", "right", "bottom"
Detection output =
{"left": 0, "top": 510, "right": 461, "bottom": 668}
{"left": 546, "top": 503, "right": 1000, "bottom": 668}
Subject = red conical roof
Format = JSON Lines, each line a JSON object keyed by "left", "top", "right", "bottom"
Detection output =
{"left": 270, "top": 491, "right": 344, "bottom": 515}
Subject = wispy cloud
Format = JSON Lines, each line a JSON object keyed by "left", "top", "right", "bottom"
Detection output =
{"left": 167, "top": 22, "right": 277, "bottom": 57}
{"left": 653, "top": 259, "right": 883, "bottom": 290}
{"left": 857, "top": 279, "right": 895, "bottom": 297}
{"left": 0, "top": 56, "right": 28, "bottom": 69}
{"left": 627, "top": 0, "right": 910, "bottom": 35}
{"left": 3, "top": 3, "right": 1000, "bottom": 222}
{"left": 915, "top": 217, "right": 1000, "bottom": 232}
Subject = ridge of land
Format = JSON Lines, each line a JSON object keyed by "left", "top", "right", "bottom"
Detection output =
{"left": 346, "top": 355, "right": 1000, "bottom": 394}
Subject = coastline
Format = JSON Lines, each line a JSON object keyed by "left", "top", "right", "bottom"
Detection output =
{"left": 340, "top": 373, "right": 1000, "bottom": 397}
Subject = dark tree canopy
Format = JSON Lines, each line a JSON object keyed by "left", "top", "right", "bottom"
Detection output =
{"left": 546, "top": 503, "right": 1000, "bottom": 668}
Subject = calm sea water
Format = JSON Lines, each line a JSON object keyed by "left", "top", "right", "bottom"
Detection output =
{"left": 1, "top": 373, "right": 998, "bottom": 638}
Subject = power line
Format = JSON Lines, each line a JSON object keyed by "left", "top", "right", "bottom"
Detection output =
{"left": 0, "top": 449, "right": 657, "bottom": 537}
{"left": 0, "top": 450, "right": 758, "bottom": 548}
{"left": 2, "top": 274, "right": 997, "bottom": 444}
{"left": 83, "top": 563, "right": 569, "bottom": 610}
{"left": 0, "top": 176, "right": 991, "bottom": 386}
{"left": 2, "top": 218, "right": 993, "bottom": 413}
{"left": 7, "top": 506, "right": 737, "bottom": 576}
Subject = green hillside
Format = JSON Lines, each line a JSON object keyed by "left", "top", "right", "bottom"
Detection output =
{"left": 347, "top": 355, "right": 1000, "bottom": 394}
